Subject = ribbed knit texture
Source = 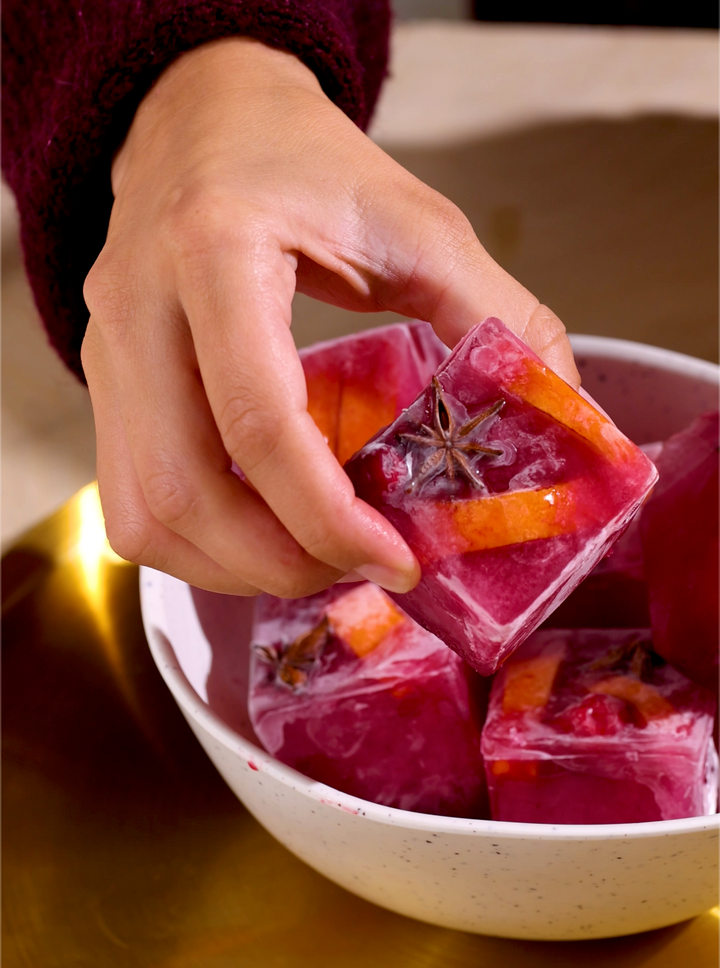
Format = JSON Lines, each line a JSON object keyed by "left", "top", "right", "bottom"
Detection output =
{"left": 2, "top": 0, "right": 390, "bottom": 379}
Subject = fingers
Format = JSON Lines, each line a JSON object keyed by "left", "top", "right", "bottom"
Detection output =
{"left": 177, "top": 239, "right": 420, "bottom": 592}
{"left": 520, "top": 304, "right": 581, "bottom": 389}
{"left": 83, "top": 312, "right": 375, "bottom": 598}
{"left": 80, "top": 61, "right": 578, "bottom": 605}
{"left": 411, "top": 206, "right": 580, "bottom": 389}
{"left": 82, "top": 320, "right": 261, "bottom": 595}
{"left": 395, "top": 196, "right": 579, "bottom": 387}
{"left": 305, "top": 165, "right": 580, "bottom": 389}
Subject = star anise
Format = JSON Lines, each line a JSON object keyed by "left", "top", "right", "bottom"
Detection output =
{"left": 254, "top": 615, "right": 332, "bottom": 690}
{"left": 398, "top": 376, "right": 505, "bottom": 493}
{"left": 589, "top": 634, "right": 658, "bottom": 682}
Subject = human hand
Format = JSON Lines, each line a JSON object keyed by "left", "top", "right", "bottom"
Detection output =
{"left": 82, "top": 37, "right": 579, "bottom": 598}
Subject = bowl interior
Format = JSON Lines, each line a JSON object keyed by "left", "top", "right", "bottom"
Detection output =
{"left": 154, "top": 335, "right": 719, "bottom": 831}
{"left": 570, "top": 334, "right": 718, "bottom": 443}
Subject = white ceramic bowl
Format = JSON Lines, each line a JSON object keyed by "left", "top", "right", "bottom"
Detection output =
{"left": 141, "top": 334, "right": 719, "bottom": 941}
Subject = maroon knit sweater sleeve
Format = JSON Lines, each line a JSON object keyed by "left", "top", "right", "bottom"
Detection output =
{"left": 2, "top": 0, "right": 390, "bottom": 380}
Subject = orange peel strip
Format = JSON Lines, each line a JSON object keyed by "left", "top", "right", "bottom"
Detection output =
{"left": 326, "top": 584, "right": 406, "bottom": 658}
{"left": 337, "top": 383, "right": 396, "bottom": 466}
{"left": 590, "top": 676, "right": 674, "bottom": 723}
{"left": 443, "top": 481, "right": 588, "bottom": 556}
{"left": 502, "top": 644, "right": 565, "bottom": 714}
{"left": 490, "top": 760, "right": 539, "bottom": 779}
{"left": 306, "top": 372, "right": 341, "bottom": 455}
{"left": 506, "top": 357, "right": 637, "bottom": 463}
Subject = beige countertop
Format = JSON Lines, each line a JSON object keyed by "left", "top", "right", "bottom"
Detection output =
{"left": 2, "top": 21, "right": 718, "bottom": 547}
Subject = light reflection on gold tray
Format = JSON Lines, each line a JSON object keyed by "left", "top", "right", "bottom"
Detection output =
{"left": 2, "top": 484, "right": 718, "bottom": 967}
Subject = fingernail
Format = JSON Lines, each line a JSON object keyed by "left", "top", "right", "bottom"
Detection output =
{"left": 577, "top": 385, "right": 614, "bottom": 423}
{"left": 355, "top": 563, "right": 417, "bottom": 594}
{"left": 336, "top": 570, "right": 365, "bottom": 585}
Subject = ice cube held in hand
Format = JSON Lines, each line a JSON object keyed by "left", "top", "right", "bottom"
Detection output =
{"left": 481, "top": 628, "right": 718, "bottom": 824}
{"left": 345, "top": 318, "right": 658, "bottom": 674}
{"left": 248, "top": 582, "right": 489, "bottom": 818}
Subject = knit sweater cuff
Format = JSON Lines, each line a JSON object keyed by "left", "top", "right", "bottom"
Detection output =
{"left": 2, "top": 0, "right": 390, "bottom": 379}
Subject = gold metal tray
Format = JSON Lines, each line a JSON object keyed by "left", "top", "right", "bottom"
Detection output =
{"left": 3, "top": 485, "right": 718, "bottom": 966}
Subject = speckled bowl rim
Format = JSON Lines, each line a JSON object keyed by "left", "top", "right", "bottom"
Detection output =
{"left": 142, "top": 334, "right": 720, "bottom": 844}
{"left": 568, "top": 333, "right": 720, "bottom": 386}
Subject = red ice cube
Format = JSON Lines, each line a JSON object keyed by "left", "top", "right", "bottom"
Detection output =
{"left": 248, "top": 582, "right": 488, "bottom": 818}
{"left": 345, "top": 318, "right": 658, "bottom": 674}
{"left": 640, "top": 411, "right": 719, "bottom": 691}
{"left": 302, "top": 321, "right": 448, "bottom": 465}
{"left": 552, "top": 693, "right": 635, "bottom": 736}
{"left": 542, "top": 441, "right": 663, "bottom": 630}
{"left": 481, "top": 628, "right": 718, "bottom": 824}
{"left": 232, "top": 321, "right": 447, "bottom": 481}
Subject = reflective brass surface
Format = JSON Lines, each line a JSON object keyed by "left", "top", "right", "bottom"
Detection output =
{"left": 3, "top": 486, "right": 719, "bottom": 966}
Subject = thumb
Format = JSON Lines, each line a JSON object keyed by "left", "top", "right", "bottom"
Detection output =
{"left": 367, "top": 186, "right": 580, "bottom": 389}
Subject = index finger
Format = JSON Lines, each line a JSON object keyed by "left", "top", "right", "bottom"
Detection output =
{"left": 179, "top": 238, "right": 420, "bottom": 593}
